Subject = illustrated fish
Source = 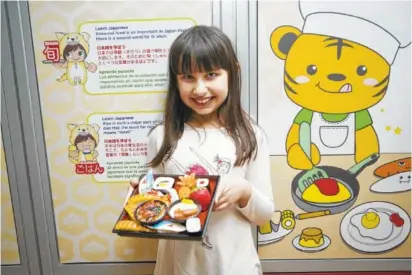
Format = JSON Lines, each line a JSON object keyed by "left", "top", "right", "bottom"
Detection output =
{"left": 370, "top": 171, "right": 411, "bottom": 193}
{"left": 374, "top": 158, "right": 411, "bottom": 178}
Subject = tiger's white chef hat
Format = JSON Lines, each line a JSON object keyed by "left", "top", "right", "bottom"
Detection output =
{"left": 299, "top": 0, "right": 411, "bottom": 65}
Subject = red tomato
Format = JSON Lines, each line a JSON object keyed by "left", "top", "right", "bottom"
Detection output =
{"left": 389, "top": 213, "right": 404, "bottom": 227}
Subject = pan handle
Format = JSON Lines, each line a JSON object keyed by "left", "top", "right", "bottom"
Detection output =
{"left": 348, "top": 153, "right": 380, "bottom": 177}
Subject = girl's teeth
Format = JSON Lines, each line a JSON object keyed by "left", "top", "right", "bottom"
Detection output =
{"left": 195, "top": 98, "right": 211, "bottom": 104}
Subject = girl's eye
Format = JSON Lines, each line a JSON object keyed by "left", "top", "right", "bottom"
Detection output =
{"left": 206, "top": 72, "right": 217, "bottom": 78}
{"left": 182, "top": 75, "right": 193, "bottom": 80}
{"left": 66, "top": 52, "right": 72, "bottom": 57}
{"left": 78, "top": 51, "right": 84, "bottom": 56}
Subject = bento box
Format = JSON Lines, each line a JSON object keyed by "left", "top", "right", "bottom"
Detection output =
{"left": 112, "top": 172, "right": 220, "bottom": 240}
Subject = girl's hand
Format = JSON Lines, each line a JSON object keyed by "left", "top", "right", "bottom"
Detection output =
{"left": 52, "top": 61, "right": 65, "bottom": 69}
{"left": 213, "top": 178, "right": 252, "bottom": 211}
{"left": 130, "top": 177, "right": 139, "bottom": 188}
{"left": 87, "top": 63, "right": 98, "bottom": 72}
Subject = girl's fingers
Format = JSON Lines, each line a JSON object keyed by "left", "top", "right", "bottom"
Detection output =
{"left": 215, "top": 186, "right": 228, "bottom": 204}
{"left": 215, "top": 201, "right": 230, "bottom": 211}
{"left": 130, "top": 177, "right": 139, "bottom": 187}
{"left": 216, "top": 194, "right": 229, "bottom": 206}
{"left": 213, "top": 192, "right": 228, "bottom": 211}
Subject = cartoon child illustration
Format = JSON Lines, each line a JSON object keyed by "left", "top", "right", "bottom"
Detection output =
{"left": 270, "top": 1, "right": 411, "bottom": 170}
{"left": 214, "top": 155, "right": 231, "bottom": 175}
{"left": 170, "top": 148, "right": 234, "bottom": 177}
{"left": 53, "top": 32, "right": 97, "bottom": 86}
{"left": 67, "top": 123, "right": 100, "bottom": 164}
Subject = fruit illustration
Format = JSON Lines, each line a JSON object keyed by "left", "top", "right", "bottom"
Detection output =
{"left": 187, "top": 164, "right": 209, "bottom": 176}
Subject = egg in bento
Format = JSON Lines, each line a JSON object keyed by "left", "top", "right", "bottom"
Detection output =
{"left": 168, "top": 199, "right": 201, "bottom": 222}
{"left": 153, "top": 177, "right": 175, "bottom": 190}
{"left": 350, "top": 208, "right": 393, "bottom": 240}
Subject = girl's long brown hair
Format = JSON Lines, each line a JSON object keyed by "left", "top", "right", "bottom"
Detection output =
{"left": 148, "top": 25, "right": 257, "bottom": 168}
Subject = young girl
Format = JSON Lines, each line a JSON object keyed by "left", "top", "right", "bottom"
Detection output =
{"left": 127, "top": 25, "right": 274, "bottom": 275}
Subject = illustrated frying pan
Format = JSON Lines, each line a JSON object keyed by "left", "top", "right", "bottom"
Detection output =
{"left": 291, "top": 153, "right": 380, "bottom": 215}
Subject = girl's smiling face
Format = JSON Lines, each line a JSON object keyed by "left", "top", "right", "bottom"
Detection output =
{"left": 63, "top": 44, "right": 87, "bottom": 62}
{"left": 65, "top": 48, "right": 86, "bottom": 62}
{"left": 76, "top": 137, "right": 96, "bottom": 152}
{"left": 177, "top": 69, "right": 229, "bottom": 121}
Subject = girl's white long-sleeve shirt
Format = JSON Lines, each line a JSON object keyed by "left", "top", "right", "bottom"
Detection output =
{"left": 128, "top": 124, "right": 274, "bottom": 275}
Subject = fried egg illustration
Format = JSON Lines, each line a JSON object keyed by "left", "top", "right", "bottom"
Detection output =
{"left": 350, "top": 208, "right": 393, "bottom": 240}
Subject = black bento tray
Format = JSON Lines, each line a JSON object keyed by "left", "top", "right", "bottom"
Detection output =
{"left": 112, "top": 174, "right": 221, "bottom": 241}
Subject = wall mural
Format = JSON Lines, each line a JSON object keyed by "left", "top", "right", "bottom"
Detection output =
{"left": 29, "top": 1, "right": 211, "bottom": 263}
{"left": 257, "top": 0, "right": 411, "bottom": 259}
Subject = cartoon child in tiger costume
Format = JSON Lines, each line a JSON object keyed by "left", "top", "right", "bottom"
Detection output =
{"left": 53, "top": 32, "right": 97, "bottom": 86}
{"left": 67, "top": 123, "right": 100, "bottom": 164}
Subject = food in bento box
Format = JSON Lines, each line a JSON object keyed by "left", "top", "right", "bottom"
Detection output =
{"left": 374, "top": 157, "right": 411, "bottom": 178}
{"left": 298, "top": 227, "right": 324, "bottom": 248}
{"left": 167, "top": 188, "right": 180, "bottom": 202}
{"left": 177, "top": 173, "right": 197, "bottom": 189}
{"left": 138, "top": 174, "right": 152, "bottom": 194}
{"left": 301, "top": 178, "right": 351, "bottom": 204}
{"left": 196, "top": 178, "right": 209, "bottom": 187}
{"left": 190, "top": 187, "right": 212, "bottom": 211}
{"left": 169, "top": 199, "right": 201, "bottom": 222}
{"left": 148, "top": 220, "right": 187, "bottom": 233}
{"left": 114, "top": 174, "right": 219, "bottom": 239}
{"left": 124, "top": 203, "right": 140, "bottom": 221}
{"left": 178, "top": 186, "right": 192, "bottom": 199}
{"left": 135, "top": 200, "right": 168, "bottom": 225}
{"left": 186, "top": 217, "right": 201, "bottom": 233}
{"left": 174, "top": 207, "right": 198, "bottom": 219}
{"left": 127, "top": 191, "right": 171, "bottom": 206}
{"left": 115, "top": 220, "right": 155, "bottom": 233}
{"left": 153, "top": 177, "right": 175, "bottom": 190}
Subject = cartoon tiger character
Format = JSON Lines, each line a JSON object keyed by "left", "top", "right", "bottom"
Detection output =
{"left": 270, "top": 26, "right": 389, "bottom": 170}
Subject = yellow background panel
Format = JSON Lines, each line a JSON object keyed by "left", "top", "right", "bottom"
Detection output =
{"left": 28, "top": 0, "right": 213, "bottom": 263}
{"left": 1, "top": 134, "right": 21, "bottom": 265}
